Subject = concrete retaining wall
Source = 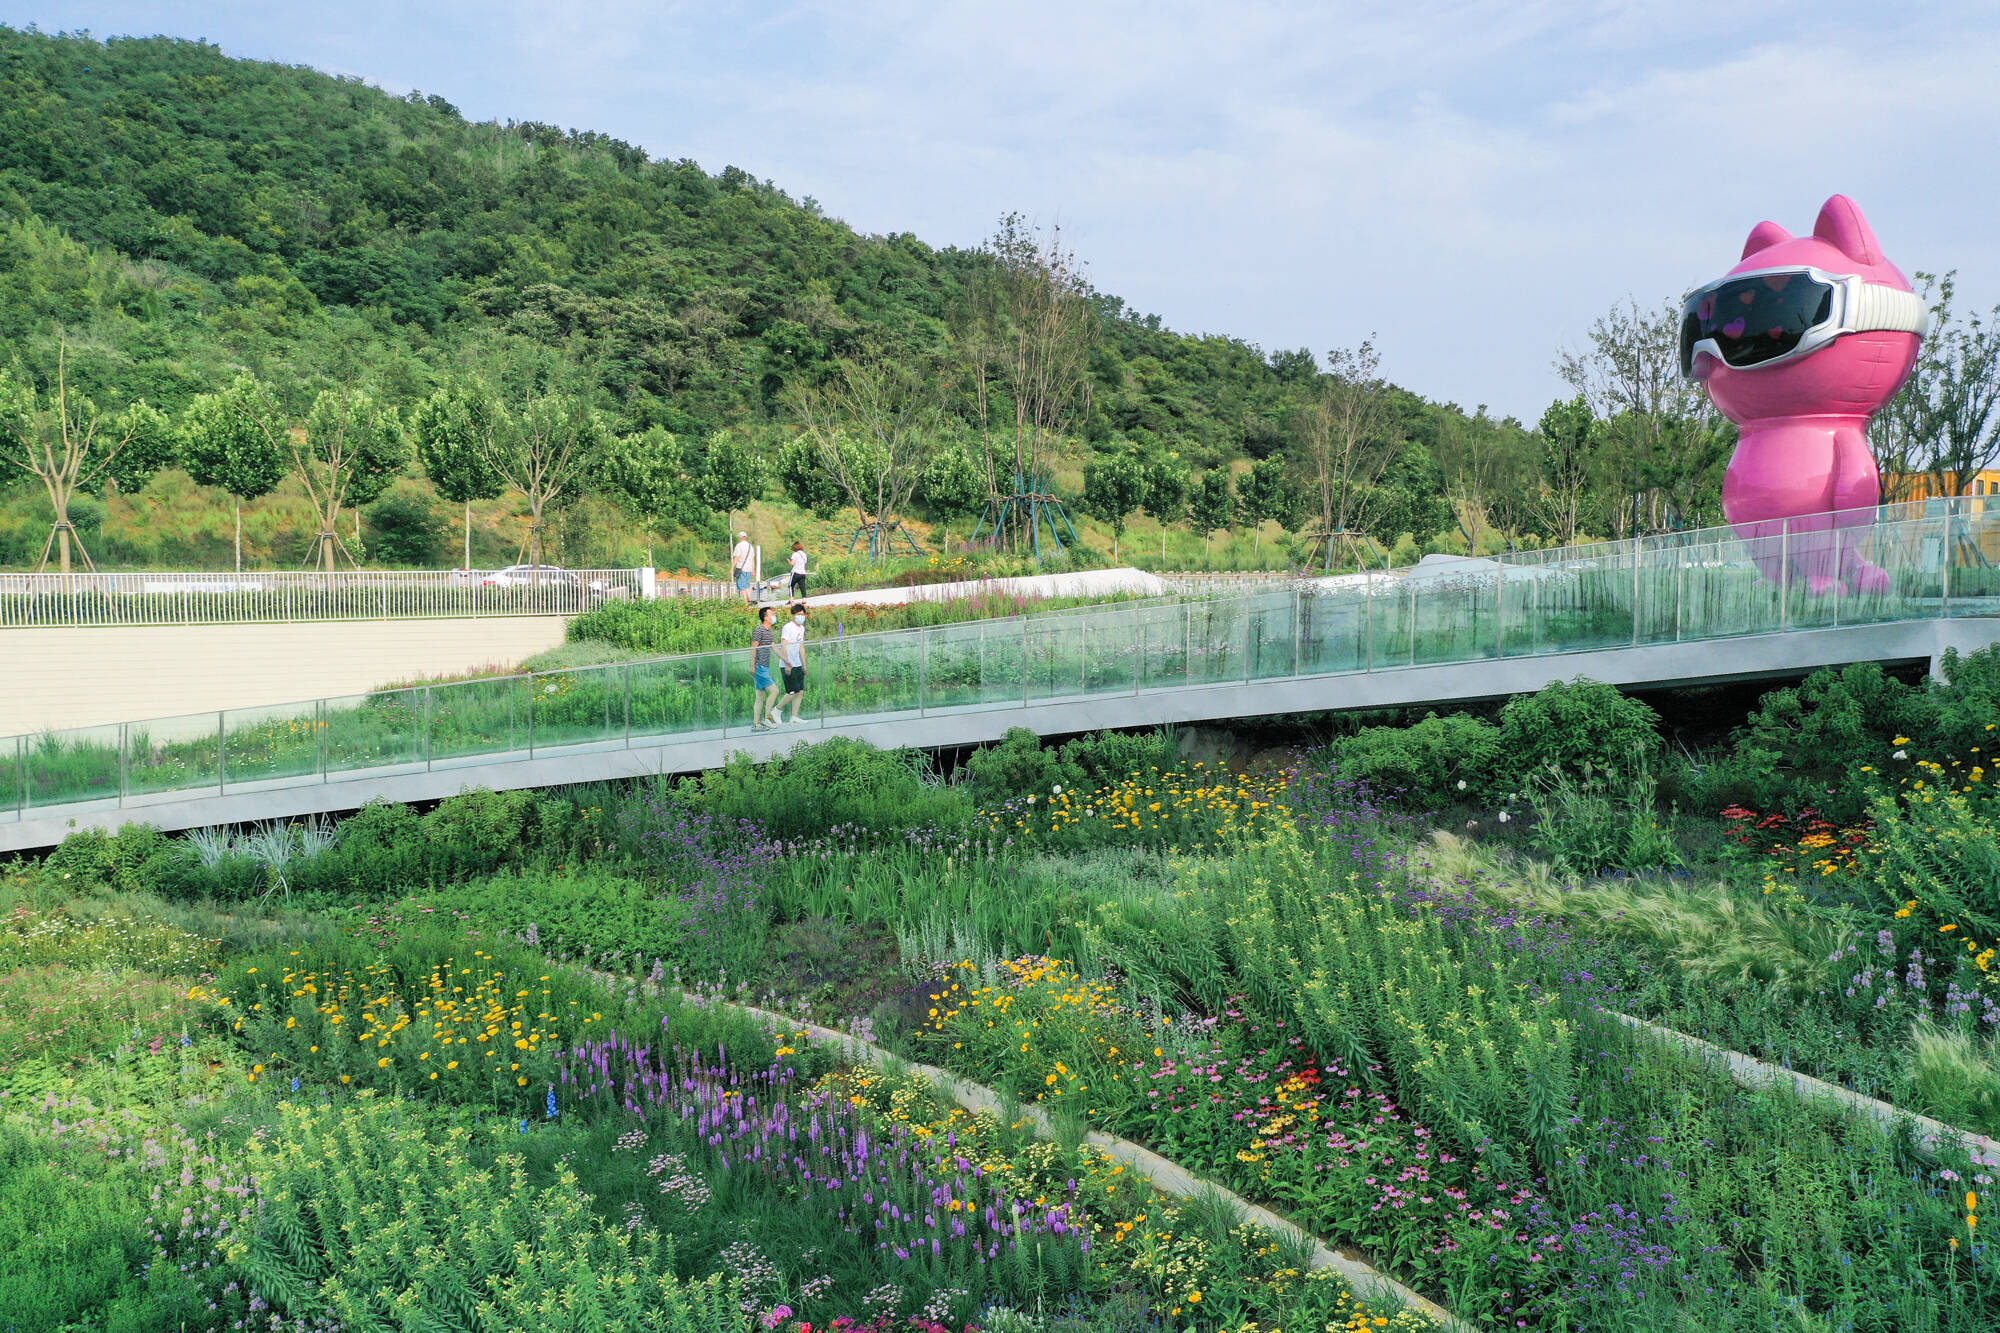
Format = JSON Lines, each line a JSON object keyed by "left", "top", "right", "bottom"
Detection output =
{"left": 1, "top": 616, "right": 571, "bottom": 736}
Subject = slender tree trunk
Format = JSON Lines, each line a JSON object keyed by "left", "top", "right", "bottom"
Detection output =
{"left": 234, "top": 503, "right": 243, "bottom": 573}
{"left": 464, "top": 501, "right": 472, "bottom": 570}
{"left": 58, "top": 520, "right": 72, "bottom": 575}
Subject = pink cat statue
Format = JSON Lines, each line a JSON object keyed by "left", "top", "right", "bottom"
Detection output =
{"left": 1682, "top": 194, "right": 1929, "bottom": 595}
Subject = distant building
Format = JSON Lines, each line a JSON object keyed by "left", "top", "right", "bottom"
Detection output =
{"left": 1887, "top": 468, "right": 2000, "bottom": 501}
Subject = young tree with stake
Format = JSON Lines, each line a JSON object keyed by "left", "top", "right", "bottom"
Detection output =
{"left": 1188, "top": 469, "right": 1235, "bottom": 557}
{"left": 1080, "top": 449, "right": 1149, "bottom": 561}
{"left": 293, "top": 388, "right": 410, "bottom": 572}
{"left": 0, "top": 347, "right": 174, "bottom": 573}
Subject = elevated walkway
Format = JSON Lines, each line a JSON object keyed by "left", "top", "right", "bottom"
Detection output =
{"left": 4, "top": 497, "right": 1998, "bottom": 853}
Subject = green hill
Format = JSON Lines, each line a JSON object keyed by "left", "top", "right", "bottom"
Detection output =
{"left": 0, "top": 25, "right": 1539, "bottom": 572}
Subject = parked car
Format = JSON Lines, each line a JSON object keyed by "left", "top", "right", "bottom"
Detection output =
{"left": 481, "top": 565, "right": 581, "bottom": 590}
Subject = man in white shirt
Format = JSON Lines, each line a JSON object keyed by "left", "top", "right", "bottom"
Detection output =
{"left": 777, "top": 603, "right": 808, "bottom": 723}
{"left": 731, "top": 531, "right": 755, "bottom": 603}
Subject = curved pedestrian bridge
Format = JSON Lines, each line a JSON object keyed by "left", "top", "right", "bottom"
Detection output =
{"left": 4, "top": 498, "right": 1997, "bottom": 853}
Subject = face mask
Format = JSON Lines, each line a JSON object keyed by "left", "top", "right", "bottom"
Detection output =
{"left": 793, "top": 615, "right": 806, "bottom": 625}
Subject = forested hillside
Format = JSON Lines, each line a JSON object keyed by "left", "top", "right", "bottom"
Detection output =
{"left": 0, "top": 25, "right": 1731, "bottom": 573}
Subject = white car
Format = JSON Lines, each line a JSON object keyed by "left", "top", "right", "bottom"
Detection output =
{"left": 481, "top": 565, "right": 581, "bottom": 590}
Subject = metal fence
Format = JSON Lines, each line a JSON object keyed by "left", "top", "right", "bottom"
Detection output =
{"left": 0, "top": 567, "right": 735, "bottom": 628}
{"left": 5, "top": 497, "right": 1998, "bottom": 821}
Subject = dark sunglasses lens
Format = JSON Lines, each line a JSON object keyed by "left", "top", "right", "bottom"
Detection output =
{"left": 1687, "top": 272, "right": 1835, "bottom": 368}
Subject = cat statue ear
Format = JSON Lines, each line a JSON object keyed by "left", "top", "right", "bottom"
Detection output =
{"left": 1741, "top": 220, "right": 1793, "bottom": 259}
{"left": 1813, "top": 194, "right": 1884, "bottom": 265}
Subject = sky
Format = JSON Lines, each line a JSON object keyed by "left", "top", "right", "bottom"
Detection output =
{"left": 10, "top": 1, "right": 2000, "bottom": 422}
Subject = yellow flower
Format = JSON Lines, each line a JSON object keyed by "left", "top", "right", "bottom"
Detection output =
{"left": 378, "top": 1057, "right": 392, "bottom": 1067}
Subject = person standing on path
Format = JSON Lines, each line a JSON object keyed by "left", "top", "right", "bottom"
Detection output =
{"left": 788, "top": 541, "right": 809, "bottom": 598}
{"left": 777, "top": 602, "right": 808, "bottom": 724}
{"left": 731, "top": 530, "right": 755, "bottom": 603}
{"left": 750, "top": 605, "right": 782, "bottom": 728}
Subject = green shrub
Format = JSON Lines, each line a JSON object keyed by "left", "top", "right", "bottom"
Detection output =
{"left": 1726, "top": 662, "right": 1929, "bottom": 820}
{"left": 287, "top": 799, "right": 424, "bottom": 897}
{"left": 245, "top": 1097, "right": 748, "bottom": 1331}
{"left": 419, "top": 787, "right": 537, "bottom": 880}
{"left": 0, "top": 1123, "right": 151, "bottom": 1329}
{"left": 1498, "top": 677, "right": 1660, "bottom": 788}
{"left": 42, "top": 825, "right": 180, "bottom": 895}
{"left": 965, "top": 727, "right": 1079, "bottom": 805}
{"left": 393, "top": 869, "right": 697, "bottom": 972}
{"left": 1059, "top": 729, "right": 1175, "bottom": 786}
{"left": 1322, "top": 711, "right": 1501, "bottom": 809}
{"left": 685, "top": 736, "right": 972, "bottom": 840}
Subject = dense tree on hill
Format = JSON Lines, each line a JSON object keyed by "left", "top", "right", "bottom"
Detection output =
{"left": 177, "top": 374, "right": 287, "bottom": 570}
{"left": 1079, "top": 449, "right": 1149, "bottom": 561}
{"left": 0, "top": 26, "right": 1685, "bottom": 570}
{"left": 1188, "top": 469, "right": 1234, "bottom": 554}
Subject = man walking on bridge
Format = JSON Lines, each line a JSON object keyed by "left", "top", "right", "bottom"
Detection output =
{"left": 731, "top": 531, "right": 756, "bottom": 603}
{"left": 776, "top": 603, "right": 809, "bottom": 724}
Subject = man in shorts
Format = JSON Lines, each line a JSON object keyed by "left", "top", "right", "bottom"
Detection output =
{"left": 777, "top": 602, "right": 808, "bottom": 724}
{"left": 731, "top": 530, "right": 755, "bottom": 603}
{"left": 750, "top": 605, "right": 782, "bottom": 727}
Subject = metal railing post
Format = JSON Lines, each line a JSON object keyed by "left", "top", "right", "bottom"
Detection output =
{"left": 1289, "top": 588, "right": 1302, "bottom": 677}
{"left": 1183, "top": 601, "right": 1193, "bottom": 684}
{"left": 1779, "top": 522, "right": 1790, "bottom": 632}
{"left": 1494, "top": 563, "right": 1506, "bottom": 658}
{"left": 1021, "top": 620, "right": 1031, "bottom": 707}
{"left": 1363, "top": 570, "right": 1375, "bottom": 670}
{"left": 1407, "top": 580, "right": 1417, "bottom": 666}
{"left": 1080, "top": 620, "right": 1089, "bottom": 696}
{"left": 1942, "top": 511, "right": 1953, "bottom": 615}
{"left": 424, "top": 688, "right": 435, "bottom": 769}
{"left": 119, "top": 722, "right": 130, "bottom": 804}
{"left": 622, "top": 664, "right": 633, "bottom": 748}
{"left": 318, "top": 700, "right": 328, "bottom": 783}
{"left": 919, "top": 629, "right": 929, "bottom": 715}
{"left": 216, "top": 712, "right": 227, "bottom": 794}
{"left": 1674, "top": 548, "right": 1685, "bottom": 642}
{"left": 525, "top": 678, "right": 535, "bottom": 756}
{"left": 1630, "top": 549, "right": 1641, "bottom": 646}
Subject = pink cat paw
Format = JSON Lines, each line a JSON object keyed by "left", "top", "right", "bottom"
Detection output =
{"left": 1851, "top": 562, "right": 1890, "bottom": 595}
{"left": 1808, "top": 575, "right": 1845, "bottom": 597}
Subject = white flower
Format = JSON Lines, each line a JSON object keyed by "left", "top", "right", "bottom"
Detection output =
{"left": 1466, "top": 819, "right": 1479, "bottom": 828}
{"left": 1052, "top": 785, "right": 1063, "bottom": 795}
{"left": 1497, "top": 810, "right": 1511, "bottom": 823}
{"left": 1894, "top": 749, "right": 1908, "bottom": 760}
{"left": 545, "top": 683, "right": 558, "bottom": 694}
{"left": 1456, "top": 779, "right": 1468, "bottom": 791}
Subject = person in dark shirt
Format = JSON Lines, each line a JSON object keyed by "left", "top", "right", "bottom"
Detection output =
{"left": 750, "top": 605, "right": 782, "bottom": 728}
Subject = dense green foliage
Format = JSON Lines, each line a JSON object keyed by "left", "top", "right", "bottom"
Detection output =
{"left": 0, "top": 25, "right": 1558, "bottom": 574}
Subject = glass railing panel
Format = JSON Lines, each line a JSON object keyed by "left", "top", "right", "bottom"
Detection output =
{"left": 1082, "top": 609, "right": 1138, "bottom": 695}
{"left": 1187, "top": 599, "right": 1248, "bottom": 684}
{"left": 1676, "top": 532, "right": 1782, "bottom": 642}
{"left": 122, "top": 710, "right": 221, "bottom": 798}
{"left": 719, "top": 650, "right": 770, "bottom": 732}
{"left": 1136, "top": 603, "right": 1190, "bottom": 689}
{"left": 1632, "top": 543, "right": 1685, "bottom": 646}
{"left": 25, "top": 723, "right": 122, "bottom": 808}
{"left": 529, "top": 665, "right": 625, "bottom": 750}
{"left": 1889, "top": 514, "right": 1949, "bottom": 606}
{"left": 0, "top": 736, "right": 23, "bottom": 817}
{"left": 321, "top": 687, "right": 427, "bottom": 777}
{"left": 1025, "top": 619, "right": 1086, "bottom": 701}
{"left": 1410, "top": 566, "right": 1500, "bottom": 665}
{"left": 819, "top": 635, "right": 919, "bottom": 724}
{"left": 1247, "top": 590, "right": 1300, "bottom": 679}
{"left": 219, "top": 702, "right": 324, "bottom": 787}
{"left": 1300, "top": 584, "right": 1370, "bottom": 675}
{"left": 1782, "top": 516, "right": 1845, "bottom": 631}
{"left": 427, "top": 676, "right": 528, "bottom": 766}
{"left": 1948, "top": 500, "right": 2000, "bottom": 617}
{"left": 628, "top": 654, "right": 716, "bottom": 740}
{"left": 922, "top": 621, "right": 1019, "bottom": 711}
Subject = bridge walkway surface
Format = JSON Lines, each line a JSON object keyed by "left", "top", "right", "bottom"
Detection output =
{"left": 4, "top": 497, "right": 1998, "bottom": 853}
